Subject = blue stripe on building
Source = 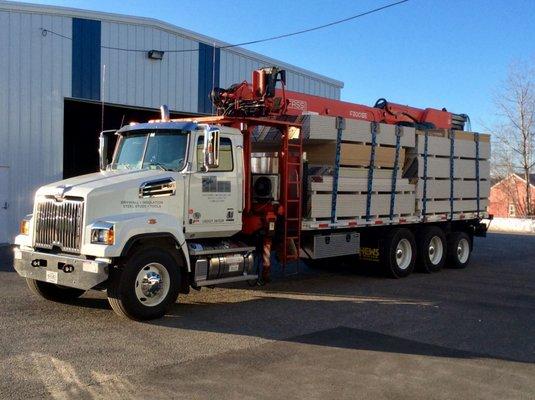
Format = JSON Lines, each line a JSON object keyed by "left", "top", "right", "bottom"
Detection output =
{"left": 197, "top": 43, "right": 220, "bottom": 114}
{"left": 72, "top": 18, "right": 101, "bottom": 101}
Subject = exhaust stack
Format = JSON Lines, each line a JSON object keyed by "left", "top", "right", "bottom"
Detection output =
{"left": 160, "top": 105, "right": 170, "bottom": 121}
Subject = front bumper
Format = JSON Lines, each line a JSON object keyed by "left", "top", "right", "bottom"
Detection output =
{"left": 13, "top": 248, "right": 109, "bottom": 290}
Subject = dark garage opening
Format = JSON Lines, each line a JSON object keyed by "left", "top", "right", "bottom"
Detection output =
{"left": 63, "top": 99, "right": 196, "bottom": 179}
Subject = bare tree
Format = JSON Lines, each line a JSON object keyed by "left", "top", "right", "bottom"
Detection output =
{"left": 492, "top": 60, "right": 535, "bottom": 216}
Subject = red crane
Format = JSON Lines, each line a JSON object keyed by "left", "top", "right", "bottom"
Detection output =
{"left": 210, "top": 67, "right": 468, "bottom": 130}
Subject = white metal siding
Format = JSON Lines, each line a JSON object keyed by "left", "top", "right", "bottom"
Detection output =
{"left": 101, "top": 22, "right": 199, "bottom": 113}
{"left": 0, "top": 10, "right": 71, "bottom": 243}
{"left": 0, "top": 2, "right": 343, "bottom": 243}
{"left": 219, "top": 49, "right": 340, "bottom": 100}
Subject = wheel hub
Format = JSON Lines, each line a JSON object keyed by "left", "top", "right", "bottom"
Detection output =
{"left": 428, "top": 236, "right": 443, "bottom": 265}
{"left": 395, "top": 239, "right": 412, "bottom": 270}
{"left": 456, "top": 238, "right": 470, "bottom": 263}
{"left": 134, "top": 263, "right": 170, "bottom": 307}
{"left": 141, "top": 271, "right": 163, "bottom": 298}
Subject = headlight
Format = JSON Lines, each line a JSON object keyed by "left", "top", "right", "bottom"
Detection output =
{"left": 20, "top": 215, "right": 32, "bottom": 235}
{"left": 90, "top": 222, "right": 115, "bottom": 245}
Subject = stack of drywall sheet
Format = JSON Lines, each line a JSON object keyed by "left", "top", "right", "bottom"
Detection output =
{"left": 404, "top": 129, "right": 491, "bottom": 217}
{"left": 301, "top": 115, "right": 416, "bottom": 221}
{"left": 300, "top": 114, "right": 415, "bottom": 146}
{"left": 307, "top": 176, "right": 416, "bottom": 219}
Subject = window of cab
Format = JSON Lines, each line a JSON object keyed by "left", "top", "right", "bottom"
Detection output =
{"left": 196, "top": 136, "right": 234, "bottom": 172}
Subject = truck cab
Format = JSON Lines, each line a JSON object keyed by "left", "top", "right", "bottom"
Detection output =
{"left": 14, "top": 119, "right": 257, "bottom": 320}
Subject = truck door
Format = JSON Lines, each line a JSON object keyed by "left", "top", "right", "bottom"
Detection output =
{"left": 186, "top": 134, "right": 243, "bottom": 237}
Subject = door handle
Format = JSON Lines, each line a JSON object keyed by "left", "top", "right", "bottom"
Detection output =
{"left": 2, "top": 202, "right": 7, "bottom": 210}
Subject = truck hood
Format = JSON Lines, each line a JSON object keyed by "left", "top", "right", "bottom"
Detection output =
{"left": 36, "top": 169, "right": 176, "bottom": 198}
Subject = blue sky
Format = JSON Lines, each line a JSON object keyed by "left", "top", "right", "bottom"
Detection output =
{"left": 15, "top": 0, "right": 535, "bottom": 131}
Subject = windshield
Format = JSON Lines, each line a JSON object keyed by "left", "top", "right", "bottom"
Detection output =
{"left": 110, "top": 129, "right": 189, "bottom": 171}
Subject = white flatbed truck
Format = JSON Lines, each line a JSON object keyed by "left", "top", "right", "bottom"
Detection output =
{"left": 13, "top": 69, "right": 490, "bottom": 320}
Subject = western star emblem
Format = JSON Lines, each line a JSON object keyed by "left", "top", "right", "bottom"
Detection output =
{"left": 53, "top": 185, "right": 72, "bottom": 201}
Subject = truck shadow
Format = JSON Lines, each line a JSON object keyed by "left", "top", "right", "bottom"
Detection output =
{"left": 152, "top": 290, "right": 534, "bottom": 365}
{"left": 34, "top": 254, "right": 535, "bottom": 366}
{"left": 0, "top": 244, "right": 14, "bottom": 272}
{"left": 151, "top": 258, "right": 534, "bottom": 365}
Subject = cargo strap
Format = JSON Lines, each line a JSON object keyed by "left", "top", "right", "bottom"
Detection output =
{"left": 422, "top": 130, "right": 429, "bottom": 219}
{"left": 475, "top": 132, "right": 480, "bottom": 217}
{"left": 449, "top": 129, "right": 455, "bottom": 220}
{"left": 366, "top": 122, "right": 378, "bottom": 221}
{"left": 389, "top": 126, "right": 402, "bottom": 220}
{"left": 331, "top": 117, "right": 345, "bottom": 223}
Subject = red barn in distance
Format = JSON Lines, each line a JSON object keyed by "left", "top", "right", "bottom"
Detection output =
{"left": 488, "top": 174, "right": 535, "bottom": 217}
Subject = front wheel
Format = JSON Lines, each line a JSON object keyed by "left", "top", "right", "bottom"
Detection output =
{"left": 26, "top": 278, "right": 85, "bottom": 302}
{"left": 107, "top": 247, "right": 181, "bottom": 320}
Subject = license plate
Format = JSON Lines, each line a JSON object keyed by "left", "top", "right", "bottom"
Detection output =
{"left": 83, "top": 261, "right": 99, "bottom": 273}
{"left": 46, "top": 271, "right": 58, "bottom": 284}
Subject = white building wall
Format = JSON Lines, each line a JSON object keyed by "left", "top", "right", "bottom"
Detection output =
{"left": 0, "top": 9, "right": 72, "bottom": 243}
{"left": 101, "top": 22, "right": 199, "bottom": 113}
{"left": 219, "top": 49, "right": 341, "bottom": 100}
{"left": 0, "top": 2, "right": 343, "bottom": 243}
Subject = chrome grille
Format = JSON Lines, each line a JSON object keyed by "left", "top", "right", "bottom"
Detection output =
{"left": 34, "top": 198, "right": 84, "bottom": 253}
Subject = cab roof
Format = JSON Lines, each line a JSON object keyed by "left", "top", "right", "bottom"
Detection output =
{"left": 117, "top": 121, "right": 198, "bottom": 134}
{"left": 116, "top": 121, "right": 242, "bottom": 136}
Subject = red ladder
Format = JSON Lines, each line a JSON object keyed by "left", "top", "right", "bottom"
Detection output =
{"left": 280, "top": 126, "right": 303, "bottom": 273}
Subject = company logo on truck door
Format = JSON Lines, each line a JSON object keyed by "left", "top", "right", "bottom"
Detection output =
{"left": 201, "top": 176, "right": 232, "bottom": 204}
{"left": 202, "top": 176, "right": 231, "bottom": 193}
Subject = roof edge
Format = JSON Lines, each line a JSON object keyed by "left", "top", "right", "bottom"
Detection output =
{"left": 491, "top": 173, "right": 535, "bottom": 189}
{"left": 0, "top": 0, "right": 344, "bottom": 88}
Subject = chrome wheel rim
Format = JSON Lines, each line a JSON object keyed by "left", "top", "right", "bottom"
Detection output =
{"left": 396, "top": 239, "right": 412, "bottom": 270}
{"left": 428, "top": 236, "right": 444, "bottom": 265}
{"left": 457, "top": 238, "right": 470, "bottom": 264}
{"left": 134, "top": 263, "right": 170, "bottom": 307}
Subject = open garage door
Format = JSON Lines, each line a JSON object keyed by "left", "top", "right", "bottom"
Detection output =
{"left": 63, "top": 99, "right": 196, "bottom": 179}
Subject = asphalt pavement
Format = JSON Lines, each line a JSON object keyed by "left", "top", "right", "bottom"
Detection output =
{"left": 0, "top": 233, "right": 534, "bottom": 399}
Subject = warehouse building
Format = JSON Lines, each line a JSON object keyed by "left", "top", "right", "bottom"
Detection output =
{"left": 0, "top": 1, "right": 343, "bottom": 243}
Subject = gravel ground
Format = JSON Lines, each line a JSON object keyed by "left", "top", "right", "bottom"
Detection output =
{"left": 0, "top": 233, "right": 534, "bottom": 399}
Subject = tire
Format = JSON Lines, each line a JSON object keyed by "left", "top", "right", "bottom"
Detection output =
{"left": 26, "top": 278, "right": 85, "bottom": 302}
{"left": 380, "top": 228, "right": 416, "bottom": 278}
{"left": 416, "top": 226, "right": 446, "bottom": 273}
{"left": 107, "top": 247, "right": 181, "bottom": 320}
{"left": 447, "top": 231, "right": 472, "bottom": 269}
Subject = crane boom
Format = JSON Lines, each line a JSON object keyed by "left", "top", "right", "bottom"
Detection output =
{"left": 210, "top": 67, "right": 468, "bottom": 130}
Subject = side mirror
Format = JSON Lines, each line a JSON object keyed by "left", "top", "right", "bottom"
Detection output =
{"left": 203, "top": 128, "right": 220, "bottom": 171}
{"left": 99, "top": 130, "right": 116, "bottom": 171}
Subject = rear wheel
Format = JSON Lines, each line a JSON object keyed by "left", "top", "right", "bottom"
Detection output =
{"left": 381, "top": 228, "right": 416, "bottom": 278}
{"left": 107, "top": 247, "right": 181, "bottom": 320}
{"left": 447, "top": 231, "right": 472, "bottom": 269}
{"left": 417, "top": 226, "right": 446, "bottom": 273}
{"left": 26, "top": 278, "right": 85, "bottom": 302}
